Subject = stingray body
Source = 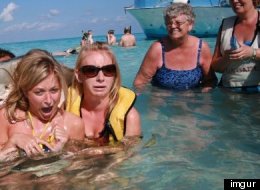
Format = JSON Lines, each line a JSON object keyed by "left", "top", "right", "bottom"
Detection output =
{"left": 0, "top": 56, "right": 74, "bottom": 86}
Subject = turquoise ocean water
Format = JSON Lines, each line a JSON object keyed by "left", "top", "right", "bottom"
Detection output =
{"left": 0, "top": 34, "right": 259, "bottom": 189}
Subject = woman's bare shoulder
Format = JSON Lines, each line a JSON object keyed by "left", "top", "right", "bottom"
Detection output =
{"left": 64, "top": 111, "right": 84, "bottom": 127}
{"left": 63, "top": 111, "right": 84, "bottom": 140}
{"left": 0, "top": 108, "right": 10, "bottom": 125}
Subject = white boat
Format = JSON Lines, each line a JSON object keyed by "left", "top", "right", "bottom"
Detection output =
{"left": 126, "top": 0, "right": 235, "bottom": 38}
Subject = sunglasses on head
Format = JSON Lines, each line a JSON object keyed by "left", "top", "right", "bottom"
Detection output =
{"left": 79, "top": 64, "right": 116, "bottom": 78}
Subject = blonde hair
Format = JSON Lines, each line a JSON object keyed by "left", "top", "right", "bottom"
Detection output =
{"left": 71, "top": 42, "right": 121, "bottom": 119}
{"left": 5, "top": 49, "right": 67, "bottom": 122}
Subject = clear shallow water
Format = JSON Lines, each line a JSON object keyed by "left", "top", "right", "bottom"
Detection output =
{"left": 0, "top": 34, "right": 259, "bottom": 190}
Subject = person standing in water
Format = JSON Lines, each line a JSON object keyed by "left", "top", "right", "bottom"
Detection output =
{"left": 106, "top": 30, "right": 117, "bottom": 45}
{"left": 119, "top": 26, "right": 136, "bottom": 47}
{"left": 133, "top": 3, "right": 217, "bottom": 92}
{"left": 211, "top": 0, "right": 260, "bottom": 92}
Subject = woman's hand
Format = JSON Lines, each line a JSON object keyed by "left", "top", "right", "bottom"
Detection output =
{"left": 52, "top": 122, "right": 69, "bottom": 152}
{"left": 201, "top": 86, "right": 213, "bottom": 93}
{"left": 227, "top": 45, "right": 254, "bottom": 60}
{"left": 8, "top": 133, "right": 53, "bottom": 157}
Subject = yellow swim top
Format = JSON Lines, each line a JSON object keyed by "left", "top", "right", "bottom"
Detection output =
{"left": 27, "top": 111, "right": 55, "bottom": 150}
{"left": 66, "top": 86, "right": 136, "bottom": 142}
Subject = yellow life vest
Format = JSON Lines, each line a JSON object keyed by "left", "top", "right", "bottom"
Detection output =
{"left": 66, "top": 86, "right": 136, "bottom": 142}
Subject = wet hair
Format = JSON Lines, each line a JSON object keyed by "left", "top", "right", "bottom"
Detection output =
{"left": 82, "top": 32, "right": 89, "bottom": 40}
{"left": 164, "top": 3, "right": 195, "bottom": 24}
{"left": 124, "top": 26, "right": 131, "bottom": 34}
{"left": 108, "top": 30, "right": 114, "bottom": 34}
{"left": 0, "top": 48, "right": 15, "bottom": 59}
{"left": 5, "top": 49, "right": 67, "bottom": 122}
{"left": 71, "top": 42, "right": 121, "bottom": 119}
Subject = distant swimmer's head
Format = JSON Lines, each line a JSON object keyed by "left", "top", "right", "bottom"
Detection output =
{"left": 108, "top": 30, "right": 114, "bottom": 34}
{"left": 124, "top": 26, "right": 131, "bottom": 34}
{"left": 87, "top": 30, "right": 93, "bottom": 36}
{"left": 82, "top": 31, "right": 89, "bottom": 40}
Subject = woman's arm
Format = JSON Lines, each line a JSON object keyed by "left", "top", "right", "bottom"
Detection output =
{"left": 200, "top": 41, "right": 218, "bottom": 90}
{"left": 125, "top": 107, "right": 141, "bottom": 137}
{"left": 133, "top": 41, "right": 162, "bottom": 91}
{"left": 211, "top": 27, "right": 231, "bottom": 73}
{"left": 64, "top": 112, "right": 85, "bottom": 141}
{"left": 0, "top": 109, "right": 9, "bottom": 150}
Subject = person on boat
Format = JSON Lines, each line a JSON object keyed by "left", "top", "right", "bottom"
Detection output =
{"left": 119, "top": 26, "right": 136, "bottom": 47}
{"left": 0, "top": 49, "right": 84, "bottom": 157}
{"left": 66, "top": 42, "right": 142, "bottom": 145}
{"left": 106, "top": 30, "right": 117, "bottom": 45}
{"left": 211, "top": 0, "right": 260, "bottom": 92}
{"left": 0, "top": 48, "right": 15, "bottom": 63}
{"left": 133, "top": 3, "right": 217, "bottom": 92}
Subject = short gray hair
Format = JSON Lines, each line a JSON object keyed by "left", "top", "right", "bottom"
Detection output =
{"left": 164, "top": 3, "right": 195, "bottom": 24}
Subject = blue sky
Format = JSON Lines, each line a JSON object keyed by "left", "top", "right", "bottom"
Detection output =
{"left": 0, "top": 0, "right": 142, "bottom": 43}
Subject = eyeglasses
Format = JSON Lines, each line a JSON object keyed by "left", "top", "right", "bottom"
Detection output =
{"left": 79, "top": 64, "right": 116, "bottom": 78}
{"left": 166, "top": 20, "right": 188, "bottom": 27}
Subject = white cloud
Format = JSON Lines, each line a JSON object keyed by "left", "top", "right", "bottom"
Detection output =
{"left": 49, "top": 9, "right": 59, "bottom": 16}
{"left": 90, "top": 18, "right": 99, "bottom": 23}
{"left": 3, "top": 22, "right": 62, "bottom": 32}
{"left": 38, "top": 22, "right": 61, "bottom": 30}
{"left": 89, "top": 17, "right": 111, "bottom": 24}
{"left": 115, "top": 16, "right": 126, "bottom": 22}
{"left": 0, "top": 2, "right": 18, "bottom": 22}
{"left": 43, "top": 9, "right": 60, "bottom": 19}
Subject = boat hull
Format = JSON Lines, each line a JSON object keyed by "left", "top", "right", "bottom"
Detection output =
{"left": 127, "top": 6, "right": 234, "bottom": 38}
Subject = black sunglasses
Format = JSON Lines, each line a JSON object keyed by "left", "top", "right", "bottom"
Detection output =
{"left": 79, "top": 64, "right": 116, "bottom": 78}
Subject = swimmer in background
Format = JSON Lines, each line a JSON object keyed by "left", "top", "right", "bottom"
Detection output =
{"left": 52, "top": 30, "right": 91, "bottom": 57}
{"left": 0, "top": 49, "right": 84, "bottom": 159}
{"left": 119, "top": 26, "right": 136, "bottom": 47}
{"left": 106, "top": 30, "right": 117, "bottom": 45}
{"left": 84, "top": 30, "right": 94, "bottom": 45}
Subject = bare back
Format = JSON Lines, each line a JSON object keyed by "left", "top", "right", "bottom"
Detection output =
{"left": 120, "top": 34, "right": 136, "bottom": 47}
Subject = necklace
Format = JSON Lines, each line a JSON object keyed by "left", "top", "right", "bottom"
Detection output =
{"left": 27, "top": 112, "right": 55, "bottom": 145}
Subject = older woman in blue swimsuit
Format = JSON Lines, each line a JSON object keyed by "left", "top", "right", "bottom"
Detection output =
{"left": 212, "top": 0, "right": 260, "bottom": 92}
{"left": 134, "top": 3, "right": 217, "bottom": 92}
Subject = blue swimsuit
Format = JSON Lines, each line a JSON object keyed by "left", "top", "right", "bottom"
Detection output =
{"left": 152, "top": 40, "right": 203, "bottom": 90}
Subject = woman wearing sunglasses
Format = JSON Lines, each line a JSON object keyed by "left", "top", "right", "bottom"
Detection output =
{"left": 66, "top": 42, "right": 141, "bottom": 144}
{"left": 0, "top": 49, "right": 84, "bottom": 159}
